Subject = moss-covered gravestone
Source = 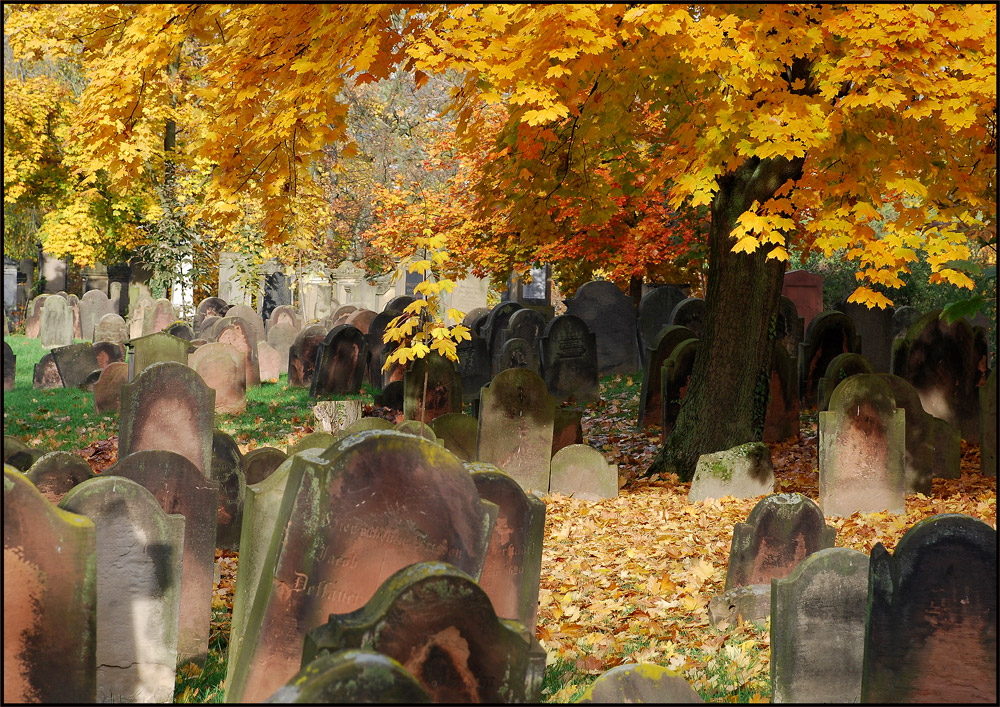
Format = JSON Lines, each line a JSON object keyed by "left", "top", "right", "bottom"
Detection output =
{"left": 127, "top": 331, "right": 194, "bottom": 381}
{"left": 241, "top": 446, "right": 288, "bottom": 486}
{"left": 216, "top": 316, "right": 262, "bottom": 387}
{"left": 578, "top": 663, "right": 703, "bottom": 703}
{"left": 403, "top": 351, "right": 463, "bottom": 424}
{"left": 395, "top": 419, "right": 438, "bottom": 442}
{"left": 4, "top": 436, "right": 45, "bottom": 471}
{"left": 538, "top": 314, "right": 600, "bottom": 406}
{"left": 302, "top": 562, "right": 541, "bottom": 703}
{"left": 335, "top": 417, "right": 395, "bottom": 439}
{"left": 60, "top": 476, "right": 185, "bottom": 703}
{"left": 430, "top": 412, "right": 479, "bottom": 462}
{"left": 25, "top": 451, "right": 95, "bottom": 505}
{"left": 32, "top": 351, "right": 63, "bottom": 389}
{"left": 4, "top": 467, "right": 97, "bottom": 704}
{"left": 267, "top": 649, "right": 431, "bottom": 703}
{"left": 862, "top": 514, "right": 997, "bottom": 704}
{"left": 771, "top": 547, "right": 870, "bottom": 703}
{"left": 225, "top": 434, "right": 497, "bottom": 703}
{"left": 549, "top": 444, "right": 618, "bottom": 500}
{"left": 688, "top": 442, "right": 774, "bottom": 503}
{"left": 142, "top": 297, "right": 176, "bottom": 336}
{"left": 819, "top": 374, "right": 905, "bottom": 516}
{"left": 286, "top": 430, "right": 337, "bottom": 456}
{"left": 310, "top": 324, "right": 369, "bottom": 397}
{"left": 190, "top": 342, "right": 247, "bottom": 414}
{"left": 564, "top": 280, "right": 639, "bottom": 376}
{"left": 637, "top": 325, "right": 695, "bottom": 430}
{"left": 51, "top": 342, "right": 101, "bottom": 389}
{"left": 817, "top": 351, "right": 873, "bottom": 412}
{"left": 799, "top": 311, "right": 858, "bottom": 408}
{"left": 499, "top": 336, "right": 538, "bottom": 373}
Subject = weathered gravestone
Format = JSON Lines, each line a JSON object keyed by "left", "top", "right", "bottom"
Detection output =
{"left": 194, "top": 296, "right": 229, "bottom": 332}
{"left": 403, "top": 351, "right": 463, "bottom": 423}
{"left": 267, "top": 649, "right": 431, "bottom": 703}
{"left": 128, "top": 296, "right": 153, "bottom": 340}
{"left": 781, "top": 269, "right": 823, "bottom": 332}
{"left": 4, "top": 468, "right": 97, "bottom": 704}
{"left": 59, "top": 476, "right": 185, "bottom": 703}
{"left": 538, "top": 314, "right": 600, "bottom": 404}
{"left": 108, "top": 450, "right": 219, "bottom": 667}
{"left": 578, "top": 664, "right": 703, "bottom": 704}
{"left": 455, "top": 336, "right": 491, "bottom": 403}
{"left": 197, "top": 315, "right": 221, "bottom": 341}
{"left": 265, "top": 304, "right": 301, "bottom": 335}
{"left": 481, "top": 301, "right": 523, "bottom": 376}
{"left": 817, "top": 351, "right": 873, "bottom": 412}
{"left": 637, "top": 285, "right": 687, "bottom": 360}
{"left": 142, "top": 297, "right": 176, "bottom": 336}
{"left": 395, "top": 418, "right": 438, "bottom": 442}
{"left": 375, "top": 378, "right": 404, "bottom": 410}
{"left": 892, "top": 305, "right": 922, "bottom": 338}
{"left": 799, "top": 310, "right": 859, "bottom": 408}
{"left": 478, "top": 367, "right": 556, "bottom": 494}
{"left": 241, "top": 446, "right": 288, "bottom": 486}
{"left": 725, "top": 493, "right": 836, "bottom": 591}
{"left": 190, "top": 342, "right": 247, "bottom": 414}
{"left": 364, "top": 310, "right": 396, "bottom": 387}
{"left": 226, "top": 303, "right": 266, "bottom": 343}
{"left": 688, "top": 442, "right": 774, "bottom": 503}
{"left": 468, "top": 463, "right": 546, "bottom": 630}
{"left": 819, "top": 374, "right": 905, "bottom": 516}
{"left": 302, "top": 562, "right": 541, "bottom": 703}
{"left": 257, "top": 341, "right": 282, "bottom": 382}
{"left": 79, "top": 289, "right": 114, "bottom": 341}
{"left": 119, "top": 361, "right": 215, "bottom": 478}
{"left": 3, "top": 340, "right": 14, "bottom": 391}
{"left": 383, "top": 295, "right": 415, "bottom": 313}
{"left": 300, "top": 278, "right": 335, "bottom": 322}
{"left": 661, "top": 337, "right": 699, "bottom": 440}
{"left": 165, "top": 320, "right": 194, "bottom": 341}
{"left": 637, "top": 325, "right": 695, "bottom": 430}
{"left": 216, "top": 316, "right": 262, "bottom": 387}
{"left": 463, "top": 306, "right": 490, "bottom": 336}
{"left": 24, "top": 294, "right": 49, "bottom": 338}
{"left": 39, "top": 294, "right": 74, "bottom": 348}
{"left": 862, "top": 514, "right": 997, "bottom": 704}
{"left": 261, "top": 270, "right": 291, "bottom": 323}
{"left": 774, "top": 295, "right": 804, "bottom": 361}
{"left": 93, "top": 361, "right": 129, "bottom": 413}
{"left": 552, "top": 407, "right": 584, "bottom": 457}
{"left": 892, "top": 310, "right": 988, "bottom": 443}
{"left": 770, "top": 547, "right": 870, "bottom": 703}
{"left": 33, "top": 351, "right": 63, "bottom": 389}
{"left": 93, "top": 340, "right": 126, "bottom": 370}
{"left": 982, "top": 369, "right": 997, "bottom": 477}
{"left": 499, "top": 336, "right": 539, "bottom": 373}
{"left": 212, "top": 429, "right": 246, "bottom": 551}
{"left": 507, "top": 307, "right": 547, "bottom": 351}
{"left": 66, "top": 293, "right": 83, "bottom": 339}
{"left": 335, "top": 416, "right": 396, "bottom": 440}
{"left": 564, "top": 280, "right": 639, "bottom": 375}
{"left": 287, "top": 324, "right": 327, "bottom": 388}
{"left": 266, "top": 322, "right": 298, "bottom": 375}
{"left": 25, "top": 451, "right": 95, "bottom": 505}
{"left": 430, "top": 412, "right": 479, "bottom": 462}
{"left": 51, "top": 342, "right": 101, "bottom": 388}
{"left": 669, "top": 297, "right": 707, "bottom": 339}
{"left": 310, "top": 324, "right": 368, "bottom": 397}
{"left": 344, "top": 308, "right": 377, "bottom": 335}
{"left": 838, "top": 299, "right": 894, "bottom": 373}
{"left": 550, "top": 444, "right": 618, "bottom": 500}
{"left": 763, "top": 344, "right": 800, "bottom": 443}
{"left": 330, "top": 304, "right": 357, "bottom": 325}
{"left": 127, "top": 331, "right": 194, "bottom": 380}
{"left": 224, "top": 435, "right": 497, "bottom": 702}
{"left": 285, "top": 430, "right": 337, "bottom": 457}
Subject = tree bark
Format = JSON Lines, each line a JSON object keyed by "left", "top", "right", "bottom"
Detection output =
{"left": 646, "top": 155, "right": 804, "bottom": 480}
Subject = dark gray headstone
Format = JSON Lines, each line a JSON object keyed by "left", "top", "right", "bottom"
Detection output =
{"left": 891, "top": 306, "right": 921, "bottom": 338}
{"left": 364, "top": 310, "right": 396, "bottom": 388}
{"left": 538, "top": 314, "right": 599, "bottom": 405}
{"left": 507, "top": 307, "right": 547, "bottom": 350}
{"left": 241, "top": 447, "right": 288, "bottom": 486}
{"left": 638, "top": 325, "right": 695, "bottom": 430}
{"left": 374, "top": 379, "right": 404, "bottom": 410}
{"left": 455, "top": 337, "right": 490, "bottom": 403}
{"left": 661, "top": 338, "right": 699, "bottom": 439}
{"left": 33, "top": 351, "right": 63, "bottom": 389}
{"left": 981, "top": 369, "right": 997, "bottom": 477}
{"left": 775, "top": 295, "right": 804, "bottom": 361}
{"left": 763, "top": 344, "right": 800, "bottom": 443}
{"left": 817, "top": 352, "right": 873, "bottom": 412}
{"left": 211, "top": 429, "right": 246, "bottom": 551}
{"left": 3, "top": 340, "right": 14, "bottom": 391}
{"left": 564, "top": 280, "right": 639, "bottom": 375}
{"left": 799, "top": 311, "right": 859, "bottom": 408}
{"left": 462, "top": 307, "right": 490, "bottom": 337}
{"left": 482, "top": 301, "right": 523, "bottom": 376}
{"left": 262, "top": 271, "right": 291, "bottom": 322}
{"left": 51, "top": 342, "right": 100, "bottom": 389}
{"left": 288, "top": 324, "right": 328, "bottom": 388}
{"left": 669, "top": 297, "right": 706, "bottom": 339}
{"left": 383, "top": 295, "right": 414, "bottom": 313}
{"left": 310, "top": 324, "right": 369, "bottom": 397}
{"left": 637, "top": 285, "right": 687, "bottom": 358}
{"left": 838, "top": 299, "right": 894, "bottom": 373}
{"left": 499, "top": 336, "right": 538, "bottom": 373}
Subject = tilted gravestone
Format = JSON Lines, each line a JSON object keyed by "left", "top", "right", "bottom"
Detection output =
{"left": 51, "top": 342, "right": 101, "bottom": 389}
{"left": 119, "top": 361, "right": 215, "bottom": 478}
{"left": 302, "top": 562, "right": 541, "bottom": 703}
{"left": 637, "top": 325, "right": 695, "bottom": 430}
{"left": 211, "top": 429, "right": 246, "bottom": 551}
{"left": 781, "top": 269, "right": 824, "bottom": 332}
{"left": 661, "top": 337, "right": 699, "bottom": 440}
{"left": 468, "top": 464, "right": 547, "bottom": 630}
{"left": 25, "top": 451, "right": 95, "bottom": 505}
{"left": 108, "top": 450, "right": 219, "bottom": 667}
{"left": 688, "top": 442, "right": 774, "bottom": 503}
{"left": 59, "top": 476, "right": 185, "bottom": 703}
{"left": 190, "top": 342, "right": 247, "bottom": 414}
{"left": 892, "top": 310, "right": 988, "bottom": 443}
{"left": 226, "top": 303, "right": 266, "bottom": 343}
{"left": 862, "top": 514, "right": 997, "bottom": 704}
{"left": 798, "top": 311, "right": 859, "bottom": 408}
{"left": 838, "top": 299, "right": 894, "bottom": 374}
{"left": 92, "top": 340, "right": 126, "bottom": 370}
{"left": 669, "top": 297, "right": 707, "bottom": 339}
{"left": 770, "top": 547, "right": 870, "bottom": 703}
{"left": 3, "top": 340, "right": 14, "bottom": 391}
{"left": 564, "top": 280, "right": 639, "bottom": 375}
{"left": 288, "top": 324, "right": 328, "bottom": 388}
{"left": 538, "top": 314, "right": 599, "bottom": 404}
{"left": 549, "top": 444, "right": 618, "bottom": 500}
{"left": 142, "top": 297, "right": 176, "bottom": 336}
{"left": 33, "top": 351, "right": 63, "bottom": 389}
{"left": 763, "top": 344, "right": 800, "bottom": 443}
{"left": 265, "top": 304, "right": 302, "bottom": 336}
{"left": 725, "top": 493, "right": 836, "bottom": 591}
{"left": 819, "top": 374, "right": 905, "bottom": 516}
{"left": 241, "top": 446, "right": 288, "bottom": 486}
{"left": 552, "top": 407, "right": 584, "bottom": 457}
{"left": 267, "top": 649, "right": 431, "bottom": 703}
{"left": 637, "top": 285, "right": 687, "bottom": 361}
{"left": 310, "top": 324, "right": 369, "bottom": 397}
{"left": 39, "top": 294, "right": 74, "bottom": 348}
{"left": 93, "top": 361, "right": 129, "bottom": 413}
{"left": 79, "top": 289, "right": 114, "bottom": 341}
{"left": 224, "top": 436, "right": 497, "bottom": 702}
{"left": 478, "top": 367, "right": 556, "bottom": 494}
{"left": 127, "top": 331, "right": 194, "bottom": 381}
{"left": 266, "top": 321, "right": 299, "bottom": 375}
{"left": 482, "top": 301, "right": 523, "bottom": 376}
{"left": 455, "top": 336, "right": 491, "bottom": 403}
{"left": 216, "top": 316, "right": 262, "bottom": 387}
{"left": 817, "top": 351, "right": 873, "bottom": 412}
{"left": 578, "top": 664, "right": 703, "bottom": 704}
{"left": 4, "top": 468, "right": 97, "bottom": 704}
{"left": 403, "top": 351, "right": 463, "bottom": 423}
{"left": 430, "top": 412, "right": 479, "bottom": 462}
{"left": 982, "top": 368, "right": 997, "bottom": 477}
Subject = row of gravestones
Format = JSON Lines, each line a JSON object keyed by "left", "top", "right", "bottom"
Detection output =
{"left": 704, "top": 492, "right": 996, "bottom": 704}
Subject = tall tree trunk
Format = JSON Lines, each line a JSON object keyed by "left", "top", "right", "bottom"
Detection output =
{"left": 646, "top": 155, "right": 804, "bottom": 480}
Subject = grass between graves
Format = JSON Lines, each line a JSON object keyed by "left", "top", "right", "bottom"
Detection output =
{"left": 4, "top": 336, "right": 996, "bottom": 703}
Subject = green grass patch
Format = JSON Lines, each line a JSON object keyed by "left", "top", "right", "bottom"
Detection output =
{"left": 174, "top": 609, "right": 230, "bottom": 704}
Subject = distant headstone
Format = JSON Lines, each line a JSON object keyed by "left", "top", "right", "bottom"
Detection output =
{"left": 67, "top": 294, "right": 82, "bottom": 339}
{"left": 383, "top": 295, "right": 415, "bottom": 313}
{"left": 344, "top": 308, "right": 377, "bottom": 335}
{"left": 267, "top": 650, "right": 431, "bottom": 703}
{"left": 4, "top": 437, "right": 45, "bottom": 471}
{"left": 257, "top": 341, "right": 282, "bottom": 382}
{"left": 128, "top": 295, "right": 153, "bottom": 339}
{"left": 551, "top": 407, "right": 584, "bottom": 457}
{"left": 93, "top": 361, "right": 129, "bottom": 413}
{"left": 127, "top": 331, "right": 193, "bottom": 381}
{"left": 265, "top": 304, "right": 301, "bottom": 336}
{"left": 59, "top": 476, "right": 185, "bottom": 703}
{"left": 817, "top": 352, "right": 873, "bottom": 412}
{"left": 638, "top": 325, "right": 695, "bottom": 430}
{"left": 499, "top": 336, "right": 539, "bottom": 373}
{"left": 262, "top": 270, "right": 291, "bottom": 322}
{"left": 455, "top": 337, "right": 491, "bottom": 403}
{"left": 838, "top": 299, "right": 894, "bottom": 373}
{"left": 25, "top": 451, "right": 95, "bottom": 505}
{"left": 79, "top": 289, "right": 113, "bottom": 341}
{"left": 364, "top": 310, "right": 396, "bottom": 387}
{"left": 819, "top": 374, "right": 905, "bottom": 516}
{"left": 482, "top": 301, "right": 523, "bottom": 376}
{"left": 24, "top": 294, "right": 49, "bottom": 338}
{"left": 300, "top": 278, "right": 333, "bottom": 322}
{"left": 550, "top": 444, "right": 618, "bottom": 500}
{"left": 211, "top": 429, "right": 246, "bottom": 551}
{"left": 430, "top": 412, "right": 479, "bottom": 461}
{"left": 216, "top": 316, "right": 262, "bottom": 387}
{"left": 725, "top": 493, "right": 836, "bottom": 591}
{"left": 403, "top": 352, "right": 463, "bottom": 423}
{"left": 763, "top": 344, "right": 800, "bottom": 443}
{"left": 578, "top": 664, "right": 703, "bottom": 703}
{"left": 637, "top": 285, "right": 687, "bottom": 359}
{"left": 195, "top": 297, "right": 229, "bottom": 332}
{"left": 507, "top": 307, "right": 547, "bottom": 352}
{"left": 39, "top": 294, "right": 74, "bottom": 348}
{"left": 310, "top": 324, "right": 369, "bottom": 397}
{"left": 782, "top": 270, "right": 823, "bottom": 332}
{"left": 165, "top": 320, "right": 194, "bottom": 341}
{"left": 3, "top": 340, "right": 15, "bottom": 391}
{"left": 92, "top": 340, "right": 126, "bottom": 370}
{"left": 862, "top": 514, "right": 997, "bottom": 704}
{"left": 395, "top": 419, "right": 437, "bottom": 441}
{"left": 288, "top": 324, "right": 328, "bottom": 388}
{"left": 33, "top": 351, "right": 63, "bottom": 389}
{"left": 227, "top": 303, "right": 266, "bottom": 343}
{"left": 51, "top": 342, "right": 101, "bottom": 388}
{"left": 4, "top": 468, "right": 97, "bottom": 704}
{"left": 374, "top": 379, "right": 404, "bottom": 410}
{"left": 669, "top": 297, "right": 706, "bottom": 338}
{"left": 799, "top": 311, "right": 859, "bottom": 408}
{"left": 241, "top": 447, "right": 288, "bottom": 486}
{"left": 462, "top": 307, "right": 490, "bottom": 336}
{"left": 538, "top": 314, "right": 599, "bottom": 404}
{"left": 143, "top": 297, "right": 176, "bottom": 336}
{"left": 661, "top": 337, "right": 699, "bottom": 439}
{"left": 266, "top": 322, "right": 298, "bottom": 376}
{"left": 564, "top": 280, "right": 639, "bottom": 375}
{"left": 981, "top": 369, "right": 997, "bottom": 477}
{"left": 774, "top": 295, "right": 804, "bottom": 361}
{"left": 689, "top": 442, "right": 774, "bottom": 503}
{"left": 190, "top": 342, "right": 247, "bottom": 414}
{"left": 336, "top": 417, "right": 396, "bottom": 439}
{"left": 198, "top": 315, "right": 221, "bottom": 341}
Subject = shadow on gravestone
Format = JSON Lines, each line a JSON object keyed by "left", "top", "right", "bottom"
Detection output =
{"left": 799, "top": 311, "right": 859, "bottom": 409}
{"left": 25, "top": 451, "right": 95, "bottom": 505}
{"left": 165, "top": 320, "right": 194, "bottom": 341}
{"left": 287, "top": 324, "right": 328, "bottom": 388}
{"left": 301, "top": 562, "right": 541, "bottom": 704}
{"left": 819, "top": 374, "right": 905, "bottom": 517}
{"left": 455, "top": 337, "right": 490, "bottom": 404}
{"left": 637, "top": 325, "right": 695, "bottom": 430}
{"left": 195, "top": 297, "right": 229, "bottom": 332}
{"left": 817, "top": 351, "right": 873, "bottom": 412}
{"left": 462, "top": 307, "right": 491, "bottom": 337}
{"left": 4, "top": 340, "right": 15, "bottom": 391}
{"left": 403, "top": 351, "right": 463, "bottom": 424}
{"left": 862, "top": 514, "right": 997, "bottom": 704}
{"left": 549, "top": 444, "right": 618, "bottom": 500}
{"left": 212, "top": 430, "right": 246, "bottom": 551}
{"left": 59, "top": 476, "right": 185, "bottom": 703}
{"left": 4, "top": 467, "right": 97, "bottom": 704}
{"left": 93, "top": 340, "right": 126, "bottom": 370}
{"left": 564, "top": 280, "right": 639, "bottom": 376}
{"left": 364, "top": 310, "right": 396, "bottom": 388}
{"left": 226, "top": 304, "right": 265, "bottom": 344}
{"left": 266, "top": 649, "right": 431, "bottom": 703}
{"left": 344, "top": 308, "right": 377, "bottom": 335}
{"left": 430, "top": 413, "right": 479, "bottom": 462}
{"left": 482, "top": 301, "right": 523, "bottom": 377}
{"left": 538, "top": 314, "right": 599, "bottom": 405}
{"left": 578, "top": 663, "right": 703, "bottom": 703}
{"left": 891, "top": 305, "right": 921, "bottom": 339}
{"left": 775, "top": 295, "right": 804, "bottom": 362}
{"left": 507, "top": 307, "right": 547, "bottom": 351}
{"left": 837, "top": 299, "right": 894, "bottom": 374}
{"left": 310, "top": 324, "right": 369, "bottom": 397}
{"left": 661, "top": 337, "right": 699, "bottom": 442}
{"left": 499, "top": 336, "right": 539, "bottom": 374}
{"left": 241, "top": 447, "right": 288, "bottom": 486}
{"left": 637, "top": 285, "right": 687, "bottom": 362}
{"left": 190, "top": 342, "right": 247, "bottom": 414}
{"left": 383, "top": 295, "right": 415, "bottom": 313}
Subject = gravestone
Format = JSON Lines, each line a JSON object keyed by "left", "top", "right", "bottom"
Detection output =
{"left": 770, "top": 547, "right": 870, "bottom": 703}
{"left": 799, "top": 311, "right": 859, "bottom": 408}
{"left": 819, "top": 374, "right": 905, "bottom": 516}
{"left": 507, "top": 307, "right": 547, "bottom": 352}
{"left": 310, "top": 324, "right": 369, "bottom": 397}
{"left": 344, "top": 308, "right": 377, "bottom": 335}
{"left": 195, "top": 297, "right": 229, "bottom": 332}
{"left": 661, "top": 337, "right": 700, "bottom": 439}
{"left": 25, "top": 451, "right": 95, "bottom": 505}
{"left": 403, "top": 352, "right": 463, "bottom": 423}
{"left": 637, "top": 285, "right": 687, "bottom": 359}
{"left": 3, "top": 340, "right": 15, "bottom": 391}
{"left": 211, "top": 429, "right": 246, "bottom": 551}
{"left": 552, "top": 407, "right": 584, "bottom": 456}
{"left": 302, "top": 562, "right": 540, "bottom": 703}
{"left": 92, "top": 340, "right": 126, "bottom": 370}
{"left": 128, "top": 295, "right": 153, "bottom": 339}
{"left": 142, "top": 297, "right": 176, "bottom": 336}
{"left": 267, "top": 650, "right": 431, "bottom": 703}
{"left": 67, "top": 294, "right": 83, "bottom": 339}
{"left": 781, "top": 269, "right": 823, "bottom": 331}
{"left": 383, "top": 295, "right": 415, "bottom": 313}
{"left": 241, "top": 447, "right": 288, "bottom": 486}
{"left": 286, "top": 431, "right": 337, "bottom": 457}
{"left": 463, "top": 307, "right": 490, "bottom": 336}
{"left": 482, "top": 301, "right": 523, "bottom": 376}
{"left": 39, "top": 294, "right": 74, "bottom": 348}
{"left": 891, "top": 305, "right": 921, "bottom": 338}
{"left": 216, "top": 316, "right": 262, "bottom": 387}
{"left": 5, "top": 437, "right": 46, "bottom": 471}
{"left": 478, "top": 368, "right": 556, "bottom": 494}
{"left": 364, "top": 310, "right": 396, "bottom": 387}
{"left": 189, "top": 342, "right": 247, "bottom": 414}
{"left": 300, "top": 278, "right": 334, "bottom": 322}
{"left": 374, "top": 379, "right": 404, "bottom": 410}
{"left": 59, "top": 476, "right": 185, "bottom": 703}
{"left": 774, "top": 295, "right": 804, "bottom": 361}
{"left": 455, "top": 337, "right": 491, "bottom": 403}
{"left": 261, "top": 270, "right": 291, "bottom": 322}
{"left": 4, "top": 468, "right": 97, "bottom": 704}
{"left": 499, "top": 336, "right": 539, "bottom": 373}
{"left": 688, "top": 442, "right": 774, "bottom": 503}
{"left": 288, "top": 324, "right": 328, "bottom": 387}
{"left": 892, "top": 310, "right": 987, "bottom": 443}
{"left": 93, "top": 361, "right": 129, "bottom": 412}
{"left": 395, "top": 419, "right": 437, "bottom": 441}
{"left": 266, "top": 322, "right": 299, "bottom": 375}
{"left": 165, "top": 320, "right": 194, "bottom": 341}
{"left": 763, "top": 344, "right": 800, "bottom": 443}
{"left": 197, "top": 315, "right": 221, "bottom": 340}
{"left": 638, "top": 325, "right": 696, "bottom": 430}
{"left": 227, "top": 303, "right": 266, "bottom": 343}
{"left": 257, "top": 341, "right": 282, "bottom": 382}
{"left": 538, "top": 314, "right": 600, "bottom": 404}
{"left": 79, "top": 289, "right": 113, "bottom": 341}
{"left": 51, "top": 342, "right": 101, "bottom": 388}
{"left": 817, "top": 352, "right": 873, "bottom": 412}
{"left": 550, "top": 444, "right": 618, "bottom": 500}
{"left": 725, "top": 493, "right": 836, "bottom": 590}
{"left": 564, "top": 280, "right": 639, "bottom": 375}
{"left": 838, "top": 299, "right": 894, "bottom": 373}
{"left": 469, "top": 464, "right": 547, "bottom": 630}
{"left": 862, "top": 514, "right": 997, "bottom": 704}
{"left": 108, "top": 450, "right": 219, "bottom": 667}
{"left": 981, "top": 369, "right": 997, "bottom": 477}
{"left": 265, "top": 304, "right": 301, "bottom": 335}
{"left": 669, "top": 297, "right": 706, "bottom": 338}
{"left": 429, "top": 412, "right": 479, "bottom": 462}
{"left": 127, "top": 331, "right": 193, "bottom": 380}
{"left": 24, "top": 294, "right": 49, "bottom": 338}
{"left": 119, "top": 361, "right": 215, "bottom": 478}
{"left": 224, "top": 436, "right": 497, "bottom": 702}
{"left": 33, "top": 351, "right": 63, "bottom": 389}
{"left": 578, "top": 664, "right": 703, "bottom": 703}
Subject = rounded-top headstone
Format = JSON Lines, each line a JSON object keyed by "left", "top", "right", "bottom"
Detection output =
{"left": 637, "top": 285, "right": 688, "bottom": 353}
{"left": 564, "top": 280, "right": 639, "bottom": 375}
{"left": 578, "top": 663, "right": 702, "bottom": 703}
{"left": 383, "top": 295, "right": 415, "bottom": 313}
{"left": 226, "top": 304, "right": 265, "bottom": 343}
{"left": 266, "top": 649, "right": 431, "bottom": 704}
